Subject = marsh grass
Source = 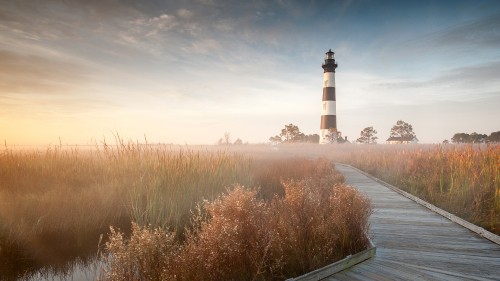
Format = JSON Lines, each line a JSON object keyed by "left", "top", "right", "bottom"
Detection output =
{"left": 2, "top": 141, "right": 497, "bottom": 280}
{"left": 216, "top": 143, "right": 499, "bottom": 234}
{"left": 0, "top": 142, "right": 253, "bottom": 279}
{"left": 321, "top": 144, "right": 500, "bottom": 234}
{"left": 0, "top": 146, "right": 130, "bottom": 279}
{"left": 0, "top": 141, "right": 372, "bottom": 280}
{"left": 101, "top": 159, "right": 371, "bottom": 280}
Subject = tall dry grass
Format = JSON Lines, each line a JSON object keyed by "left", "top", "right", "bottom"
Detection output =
{"left": 0, "top": 142, "right": 253, "bottom": 279}
{"left": 324, "top": 144, "right": 500, "bottom": 234}
{"left": 214, "top": 143, "right": 499, "bottom": 234}
{"left": 0, "top": 142, "right": 372, "bottom": 280}
{"left": 0, "top": 146, "right": 129, "bottom": 278}
{"left": 101, "top": 159, "right": 371, "bottom": 280}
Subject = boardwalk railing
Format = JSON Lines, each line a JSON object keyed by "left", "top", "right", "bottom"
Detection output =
{"left": 288, "top": 163, "right": 500, "bottom": 280}
{"left": 337, "top": 163, "right": 500, "bottom": 246}
{"left": 286, "top": 239, "right": 376, "bottom": 281}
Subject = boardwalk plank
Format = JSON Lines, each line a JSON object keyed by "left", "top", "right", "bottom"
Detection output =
{"left": 330, "top": 164, "right": 500, "bottom": 281}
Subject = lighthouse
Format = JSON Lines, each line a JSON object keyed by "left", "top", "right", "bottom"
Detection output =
{"left": 319, "top": 49, "right": 338, "bottom": 144}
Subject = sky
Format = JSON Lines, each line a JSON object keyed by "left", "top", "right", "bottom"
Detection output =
{"left": 1, "top": 0, "right": 499, "bottom": 145}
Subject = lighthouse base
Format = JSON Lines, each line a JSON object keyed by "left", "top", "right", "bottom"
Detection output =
{"left": 319, "top": 129, "right": 338, "bottom": 144}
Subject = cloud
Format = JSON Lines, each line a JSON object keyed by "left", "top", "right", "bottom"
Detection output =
{"left": 182, "top": 38, "right": 222, "bottom": 55}
{"left": 131, "top": 14, "right": 178, "bottom": 31}
{"left": 0, "top": 50, "right": 91, "bottom": 95}
{"left": 0, "top": 1, "right": 108, "bottom": 41}
{"left": 177, "top": 9, "right": 194, "bottom": 19}
{"left": 379, "top": 13, "right": 500, "bottom": 60}
{"left": 432, "top": 14, "right": 500, "bottom": 48}
{"left": 376, "top": 60, "right": 500, "bottom": 94}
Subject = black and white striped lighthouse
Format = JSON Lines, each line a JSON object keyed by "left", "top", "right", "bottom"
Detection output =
{"left": 319, "top": 49, "right": 338, "bottom": 144}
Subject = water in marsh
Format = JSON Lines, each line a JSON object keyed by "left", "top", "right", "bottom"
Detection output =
{"left": 0, "top": 237, "right": 105, "bottom": 281}
{"left": 20, "top": 259, "right": 103, "bottom": 281}
{"left": 0, "top": 253, "right": 102, "bottom": 281}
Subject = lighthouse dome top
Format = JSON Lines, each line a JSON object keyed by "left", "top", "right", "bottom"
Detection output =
{"left": 322, "top": 49, "right": 338, "bottom": 73}
{"left": 325, "top": 49, "right": 335, "bottom": 59}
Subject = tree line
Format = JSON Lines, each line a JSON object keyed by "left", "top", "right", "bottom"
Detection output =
{"left": 353, "top": 120, "right": 417, "bottom": 144}
{"left": 269, "top": 120, "right": 416, "bottom": 144}
{"left": 450, "top": 131, "right": 500, "bottom": 143}
{"left": 269, "top": 124, "right": 320, "bottom": 144}
{"left": 269, "top": 121, "right": 499, "bottom": 144}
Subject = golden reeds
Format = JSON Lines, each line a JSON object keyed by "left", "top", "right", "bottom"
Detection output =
{"left": 325, "top": 144, "right": 500, "bottom": 234}
{"left": 0, "top": 142, "right": 252, "bottom": 278}
{"left": 101, "top": 159, "right": 371, "bottom": 280}
{"left": 0, "top": 142, "right": 371, "bottom": 280}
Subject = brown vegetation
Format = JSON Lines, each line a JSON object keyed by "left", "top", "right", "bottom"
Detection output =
{"left": 0, "top": 143, "right": 371, "bottom": 280}
{"left": 102, "top": 160, "right": 371, "bottom": 280}
{"left": 218, "top": 143, "right": 499, "bottom": 234}
{"left": 0, "top": 143, "right": 252, "bottom": 279}
{"left": 334, "top": 144, "right": 500, "bottom": 234}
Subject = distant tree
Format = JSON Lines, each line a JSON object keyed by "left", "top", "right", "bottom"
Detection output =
{"left": 280, "top": 123, "right": 304, "bottom": 143}
{"left": 234, "top": 138, "right": 243, "bottom": 145}
{"left": 442, "top": 139, "right": 449, "bottom": 144}
{"left": 337, "top": 135, "right": 349, "bottom": 144}
{"left": 296, "top": 132, "right": 306, "bottom": 142}
{"left": 451, "top": 132, "right": 491, "bottom": 143}
{"left": 487, "top": 131, "right": 500, "bottom": 143}
{"left": 223, "top": 132, "right": 231, "bottom": 145}
{"left": 469, "top": 132, "right": 487, "bottom": 143}
{"left": 269, "top": 135, "right": 282, "bottom": 144}
{"left": 269, "top": 124, "right": 322, "bottom": 144}
{"left": 451, "top": 133, "right": 470, "bottom": 143}
{"left": 356, "top": 126, "right": 378, "bottom": 144}
{"left": 390, "top": 120, "right": 416, "bottom": 139}
{"left": 304, "top": 134, "right": 320, "bottom": 143}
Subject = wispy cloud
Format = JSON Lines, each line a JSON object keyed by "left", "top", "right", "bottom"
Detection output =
{"left": 0, "top": 50, "right": 90, "bottom": 95}
{"left": 375, "top": 12, "right": 500, "bottom": 64}
{"left": 432, "top": 14, "right": 500, "bottom": 49}
{"left": 376, "top": 60, "right": 500, "bottom": 99}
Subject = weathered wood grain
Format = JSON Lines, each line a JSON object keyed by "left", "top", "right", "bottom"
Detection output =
{"left": 287, "top": 242, "right": 376, "bottom": 281}
{"left": 325, "top": 164, "right": 500, "bottom": 281}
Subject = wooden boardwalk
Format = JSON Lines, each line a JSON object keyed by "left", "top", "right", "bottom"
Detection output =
{"left": 328, "top": 165, "right": 500, "bottom": 281}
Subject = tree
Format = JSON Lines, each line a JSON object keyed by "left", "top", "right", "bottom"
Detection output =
{"left": 487, "top": 131, "right": 500, "bottom": 143}
{"left": 469, "top": 132, "right": 487, "bottom": 143}
{"left": 217, "top": 132, "right": 232, "bottom": 145}
{"left": 356, "top": 126, "right": 378, "bottom": 144}
{"left": 451, "top": 133, "right": 470, "bottom": 143}
{"left": 323, "top": 128, "right": 346, "bottom": 144}
{"left": 223, "top": 132, "right": 231, "bottom": 145}
{"left": 451, "top": 132, "right": 491, "bottom": 143}
{"left": 269, "top": 124, "right": 321, "bottom": 144}
{"left": 234, "top": 138, "right": 243, "bottom": 145}
{"left": 390, "top": 120, "right": 416, "bottom": 139}
{"left": 269, "top": 135, "right": 282, "bottom": 144}
{"left": 304, "top": 134, "right": 320, "bottom": 143}
{"left": 280, "top": 123, "right": 304, "bottom": 143}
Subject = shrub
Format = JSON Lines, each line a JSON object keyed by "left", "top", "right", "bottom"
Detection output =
{"left": 103, "top": 223, "right": 178, "bottom": 281}
{"left": 101, "top": 161, "right": 371, "bottom": 280}
{"left": 274, "top": 179, "right": 371, "bottom": 277}
{"left": 177, "top": 186, "right": 281, "bottom": 281}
